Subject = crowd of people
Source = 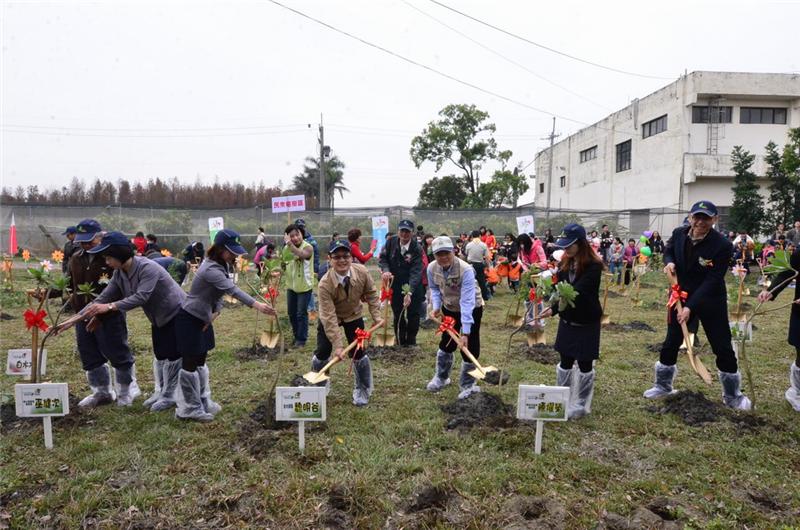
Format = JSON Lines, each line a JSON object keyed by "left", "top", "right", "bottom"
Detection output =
{"left": 47, "top": 200, "right": 800, "bottom": 423}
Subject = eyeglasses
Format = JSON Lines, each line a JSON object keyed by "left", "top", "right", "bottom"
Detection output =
{"left": 331, "top": 254, "right": 351, "bottom": 261}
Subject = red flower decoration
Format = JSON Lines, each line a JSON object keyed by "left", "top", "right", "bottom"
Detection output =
{"left": 23, "top": 309, "right": 49, "bottom": 332}
{"left": 354, "top": 327, "right": 371, "bottom": 352}
{"left": 380, "top": 288, "right": 393, "bottom": 302}
{"left": 267, "top": 287, "right": 279, "bottom": 300}
{"left": 666, "top": 284, "right": 688, "bottom": 322}
{"left": 436, "top": 316, "right": 457, "bottom": 335}
{"left": 528, "top": 288, "right": 538, "bottom": 303}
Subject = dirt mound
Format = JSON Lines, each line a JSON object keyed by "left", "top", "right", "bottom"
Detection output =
{"left": 0, "top": 311, "right": 15, "bottom": 320}
{"left": 236, "top": 386, "right": 295, "bottom": 458}
{"left": 517, "top": 343, "right": 559, "bottom": 364}
{"left": 599, "top": 496, "right": 700, "bottom": 529}
{"left": 647, "top": 390, "right": 771, "bottom": 431}
{"left": 603, "top": 321, "right": 656, "bottom": 333}
{"left": 502, "top": 495, "right": 566, "bottom": 529}
{"left": 419, "top": 319, "right": 438, "bottom": 330}
{"left": 289, "top": 374, "right": 328, "bottom": 388}
{"left": 441, "top": 392, "right": 516, "bottom": 430}
{"left": 234, "top": 343, "right": 282, "bottom": 361}
{"left": 606, "top": 290, "right": 623, "bottom": 298}
{"left": 369, "top": 345, "right": 425, "bottom": 364}
{"left": 407, "top": 485, "right": 453, "bottom": 512}
{"left": 385, "top": 483, "right": 469, "bottom": 529}
{"left": 646, "top": 343, "right": 662, "bottom": 353}
{"left": 1, "top": 394, "right": 93, "bottom": 435}
{"left": 483, "top": 370, "right": 511, "bottom": 385}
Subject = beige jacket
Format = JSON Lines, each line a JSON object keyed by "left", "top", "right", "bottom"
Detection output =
{"left": 318, "top": 262, "right": 382, "bottom": 348}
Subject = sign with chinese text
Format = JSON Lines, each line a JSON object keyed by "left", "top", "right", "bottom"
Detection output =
{"left": 15, "top": 383, "right": 69, "bottom": 417}
{"left": 516, "top": 385, "right": 569, "bottom": 421}
{"left": 6, "top": 348, "right": 47, "bottom": 376}
{"left": 275, "top": 386, "right": 326, "bottom": 421}
{"left": 371, "top": 216, "right": 389, "bottom": 256}
{"left": 208, "top": 217, "right": 224, "bottom": 244}
{"left": 516, "top": 215, "right": 534, "bottom": 236}
{"left": 271, "top": 195, "right": 307, "bottom": 213}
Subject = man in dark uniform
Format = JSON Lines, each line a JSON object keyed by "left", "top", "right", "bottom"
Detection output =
{"left": 644, "top": 201, "right": 751, "bottom": 409}
{"left": 379, "top": 219, "right": 424, "bottom": 347}
{"left": 61, "top": 226, "right": 81, "bottom": 274}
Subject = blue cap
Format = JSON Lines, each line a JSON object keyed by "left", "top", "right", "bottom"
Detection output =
{"left": 294, "top": 218, "right": 306, "bottom": 228}
{"left": 329, "top": 239, "right": 351, "bottom": 255}
{"left": 62, "top": 226, "right": 77, "bottom": 235}
{"left": 88, "top": 231, "right": 130, "bottom": 254}
{"left": 214, "top": 229, "right": 247, "bottom": 255}
{"left": 74, "top": 219, "right": 103, "bottom": 242}
{"left": 689, "top": 200, "right": 718, "bottom": 217}
{"left": 555, "top": 223, "right": 586, "bottom": 248}
{"left": 398, "top": 219, "right": 414, "bottom": 231}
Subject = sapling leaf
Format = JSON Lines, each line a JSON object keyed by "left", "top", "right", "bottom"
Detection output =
{"left": 553, "top": 282, "right": 578, "bottom": 312}
{"left": 763, "top": 249, "right": 792, "bottom": 274}
{"left": 49, "top": 276, "right": 70, "bottom": 292}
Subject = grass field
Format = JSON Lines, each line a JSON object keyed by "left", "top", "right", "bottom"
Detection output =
{"left": 2, "top": 267, "right": 800, "bottom": 529}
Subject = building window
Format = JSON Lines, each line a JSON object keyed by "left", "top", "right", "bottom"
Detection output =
{"left": 642, "top": 114, "right": 668, "bottom": 139}
{"left": 560, "top": 175, "right": 566, "bottom": 188}
{"left": 740, "top": 107, "right": 787, "bottom": 124}
{"left": 616, "top": 140, "right": 631, "bottom": 172}
{"left": 579, "top": 145, "right": 597, "bottom": 163}
{"left": 692, "top": 106, "right": 733, "bottom": 123}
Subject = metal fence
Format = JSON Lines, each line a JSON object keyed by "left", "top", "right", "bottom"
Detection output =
{"left": 0, "top": 203, "right": 688, "bottom": 256}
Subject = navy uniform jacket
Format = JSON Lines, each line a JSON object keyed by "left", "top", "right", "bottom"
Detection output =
{"left": 378, "top": 235, "right": 424, "bottom": 292}
{"left": 550, "top": 261, "right": 603, "bottom": 324}
{"left": 663, "top": 226, "right": 732, "bottom": 312}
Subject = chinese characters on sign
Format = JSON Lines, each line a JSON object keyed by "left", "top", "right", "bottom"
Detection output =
{"left": 516, "top": 385, "right": 569, "bottom": 422}
{"left": 275, "top": 386, "right": 326, "bottom": 421}
{"left": 271, "top": 195, "right": 307, "bottom": 213}
{"left": 6, "top": 349, "right": 47, "bottom": 376}
{"left": 15, "top": 383, "right": 69, "bottom": 417}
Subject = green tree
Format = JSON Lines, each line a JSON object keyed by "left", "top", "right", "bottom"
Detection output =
{"left": 463, "top": 159, "right": 530, "bottom": 209}
{"left": 290, "top": 155, "right": 348, "bottom": 209}
{"left": 784, "top": 128, "right": 800, "bottom": 221}
{"left": 765, "top": 140, "right": 793, "bottom": 227}
{"left": 416, "top": 175, "right": 468, "bottom": 209}
{"left": 729, "top": 145, "right": 764, "bottom": 235}
{"left": 410, "top": 104, "right": 504, "bottom": 196}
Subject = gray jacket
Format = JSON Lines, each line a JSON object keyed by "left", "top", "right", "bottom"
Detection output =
{"left": 181, "top": 259, "right": 255, "bottom": 323}
{"left": 93, "top": 256, "right": 186, "bottom": 327}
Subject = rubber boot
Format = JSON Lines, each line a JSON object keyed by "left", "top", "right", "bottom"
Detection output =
{"left": 150, "top": 359, "right": 181, "bottom": 412}
{"left": 719, "top": 371, "right": 752, "bottom": 410}
{"left": 786, "top": 363, "right": 800, "bottom": 412}
{"left": 197, "top": 364, "right": 222, "bottom": 415}
{"left": 643, "top": 362, "right": 678, "bottom": 399}
{"left": 569, "top": 370, "right": 595, "bottom": 419}
{"left": 78, "top": 365, "right": 116, "bottom": 408}
{"left": 457, "top": 362, "right": 481, "bottom": 400}
{"left": 352, "top": 356, "right": 373, "bottom": 407}
{"left": 311, "top": 354, "right": 331, "bottom": 395}
{"left": 115, "top": 364, "right": 141, "bottom": 407}
{"left": 426, "top": 349, "right": 453, "bottom": 392}
{"left": 142, "top": 358, "right": 164, "bottom": 408}
{"left": 175, "top": 369, "right": 214, "bottom": 422}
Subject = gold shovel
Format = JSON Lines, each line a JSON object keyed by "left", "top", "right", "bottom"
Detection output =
{"left": 373, "top": 278, "right": 396, "bottom": 347}
{"left": 260, "top": 314, "right": 281, "bottom": 349}
{"left": 303, "top": 322, "right": 384, "bottom": 384}
{"left": 526, "top": 301, "right": 546, "bottom": 346}
{"left": 667, "top": 271, "right": 712, "bottom": 384}
{"left": 432, "top": 317, "right": 507, "bottom": 385}
{"left": 601, "top": 272, "right": 613, "bottom": 325}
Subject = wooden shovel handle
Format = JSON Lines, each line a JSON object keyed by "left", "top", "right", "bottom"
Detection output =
{"left": 316, "top": 321, "right": 385, "bottom": 377}
{"left": 429, "top": 316, "right": 486, "bottom": 374}
{"left": 666, "top": 270, "right": 713, "bottom": 384}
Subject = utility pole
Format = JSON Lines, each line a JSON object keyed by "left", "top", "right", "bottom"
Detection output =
{"left": 318, "top": 114, "right": 326, "bottom": 210}
{"left": 543, "top": 117, "right": 560, "bottom": 223}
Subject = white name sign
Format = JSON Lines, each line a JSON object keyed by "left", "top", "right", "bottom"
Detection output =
{"left": 6, "top": 348, "right": 47, "bottom": 376}
{"left": 276, "top": 386, "right": 326, "bottom": 454}
{"left": 517, "top": 384, "right": 569, "bottom": 421}
{"left": 271, "top": 195, "right": 307, "bottom": 213}
{"left": 15, "top": 383, "right": 69, "bottom": 417}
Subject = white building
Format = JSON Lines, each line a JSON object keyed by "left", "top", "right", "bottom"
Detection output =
{"left": 533, "top": 71, "right": 800, "bottom": 228}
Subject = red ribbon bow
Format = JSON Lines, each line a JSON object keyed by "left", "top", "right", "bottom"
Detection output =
{"left": 380, "top": 288, "right": 393, "bottom": 302}
{"left": 24, "top": 309, "right": 49, "bottom": 332}
{"left": 267, "top": 287, "right": 279, "bottom": 300}
{"left": 437, "top": 316, "right": 456, "bottom": 335}
{"left": 666, "top": 284, "right": 688, "bottom": 322}
{"left": 354, "top": 328, "right": 371, "bottom": 352}
{"left": 528, "top": 288, "right": 539, "bottom": 303}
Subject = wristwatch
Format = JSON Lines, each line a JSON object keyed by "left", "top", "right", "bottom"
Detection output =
{"left": 108, "top": 303, "right": 116, "bottom": 312}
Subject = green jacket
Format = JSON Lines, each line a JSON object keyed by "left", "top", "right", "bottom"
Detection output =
{"left": 281, "top": 240, "right": 314, "bottom": 293}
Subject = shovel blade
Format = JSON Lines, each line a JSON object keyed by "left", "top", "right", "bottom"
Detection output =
{"left": 526, "top": 331, "right": 545, "bottom": 346}
{"left": 373, "top": 334, "right": 395, "bottom": 347}
{"left": 468, "top": 366, "right": 498, "bottom": 380}
{"left": 260, "top": 332, "right": 279, "bottom": 349}
{"left": 600, "top": 314, "right": 611, "bottom": 325}
{"left": 506, "top": 315, "right": 524, "bottom": 327}
{"left": 302, "top": 370, "right": 330, "bottom": 385}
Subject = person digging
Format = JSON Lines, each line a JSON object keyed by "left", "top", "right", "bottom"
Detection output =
{"left": 425, "top": 236, "right": 485, "bottom": 399}
{"left": 643, "top": 201, "right": 751, "bottom": 410}
{"left": 311, "top": 239, "right": 383, "bottom": 406}
{"left": 379, "top": 219, "right": 424, "bottom": 347}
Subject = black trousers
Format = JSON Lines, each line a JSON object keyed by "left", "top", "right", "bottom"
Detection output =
{"left": 660, "top": 304, "right": 737, "bottom": 373}
{"left": 391, "top": 285, "right": 423, "bottom": 346}
{"left": 471, "top": 262, "right": 490, "bottom": 300}
{"left": 315, "top": 318, "right": 367, "bottom": 361}
{"left": 438, "top": 306, "right": 483, "bottom": 362}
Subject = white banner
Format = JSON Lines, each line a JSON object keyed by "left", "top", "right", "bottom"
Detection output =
{"left": 272, "top": 195, "right": 307, "bottom": 213}
{"left": 516, "top": 215, "right": 535, "bottom": 236}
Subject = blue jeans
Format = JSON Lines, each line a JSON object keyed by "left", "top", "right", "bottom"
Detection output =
{"left": 75, "top": 311, "right": 133, "bottom": 371}
{"left": 307, "top": 291, "right": 317, "bottom": 312}
{"left": 287, "top": 289, "right": 311, "bottom": 344}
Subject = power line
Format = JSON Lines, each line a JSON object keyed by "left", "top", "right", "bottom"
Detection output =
{"left": 400, "top": 0, "right": 613, "bottom": 111}
{"left": 426, "top": 0, "right": 673, "bottom": 80}
{"left": 1, "top": 128, "right": 312, "bottom": 138}
{"left": 2, "top": 123, "right": 308, "bottom": 132}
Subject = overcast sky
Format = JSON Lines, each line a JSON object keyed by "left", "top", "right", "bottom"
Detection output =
{"left": 2, "top": 0, "right": 798, "bottom": 208}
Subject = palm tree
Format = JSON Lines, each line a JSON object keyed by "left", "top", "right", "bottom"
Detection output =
{"left": 291, "top": 156, "right": 349, "bottom": 209}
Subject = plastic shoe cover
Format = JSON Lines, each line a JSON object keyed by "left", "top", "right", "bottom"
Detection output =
{"left": 311, "top": 355, "right": 331, "bottom": 395}
{"left": 78, "top": 365, "right": 116, "bottom": 408}
{"left": 719, "top": 371, "right": 752, "bottom": 410}
{"left": 568, "top": 370, "right": 595, "bottom": 419}
{"left": 143, "top": 358, "right": 164, "bottom": 408}
{"left": 197, "top": 365, "right": 222, "bottom": 415}
{"left": 457, "top": 362, "right": 481, "bottom": 400}
{"left": 175, "top": 369, "right": 214, "bottom": 422}
{"left": 556, "top": 365, "right": 574, "bottom": 387}
{"left": 643, "top": 362, "right": 678, "bottom": 399}
{"left": 352, "top": 356, "right": 372, "bottom": 407}
{"left": 151, "top": 359, "right": 181, "bottom": 412}
{"left": 115, "top": 364, "right": 141, "bottom": 407}
{"left": 786, "top": 363, "right": 800, "bottom": 412}
{"left": 426, "top": 349, "right": 453, "bottom": 392}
